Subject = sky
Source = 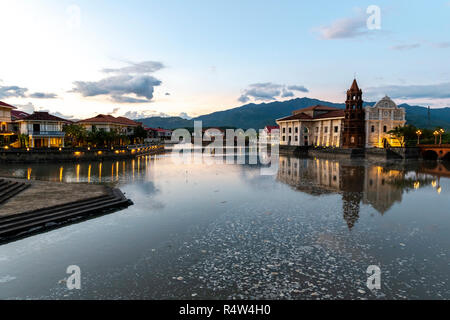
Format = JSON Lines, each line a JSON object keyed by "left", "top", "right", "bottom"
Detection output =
{"left": 0, "top": 0, "right": 449, "bottom": 120}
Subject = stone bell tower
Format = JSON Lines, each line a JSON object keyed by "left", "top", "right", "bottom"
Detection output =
{"left": 342, "top": 79, "right": 365, "bottom": 149}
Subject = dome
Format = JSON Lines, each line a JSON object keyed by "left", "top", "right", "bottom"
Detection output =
{"left": 373, "top": 95, "right": 398, "bottom": 109}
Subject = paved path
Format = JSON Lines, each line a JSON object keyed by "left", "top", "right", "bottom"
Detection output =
{"left": 0, "top": 177, "right": 109, "bottom": 217}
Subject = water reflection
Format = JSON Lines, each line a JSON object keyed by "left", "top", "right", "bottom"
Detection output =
{"left": 0, "top": 155, "right": 162, "bottom": 184}
{"left": 278, "top": 156, "right": 444, "bottom": 229}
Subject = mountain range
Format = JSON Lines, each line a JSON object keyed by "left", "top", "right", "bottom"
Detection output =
{"left": 136, "top": 97, "right": 450, "bottom": 130}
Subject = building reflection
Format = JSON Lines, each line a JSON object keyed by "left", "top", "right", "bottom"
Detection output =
{"left": 277, "top": 156, "right": 440, "bottom": 229}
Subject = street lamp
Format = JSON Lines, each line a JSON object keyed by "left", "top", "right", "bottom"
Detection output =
{"left": 439, "top": 128, "right": 445, "bottom": 145}
{"left": 434, "top": 130, "right": 439, "bottom": 145}
{"left": 416, "top": 130, "right": 422, "bottom": 145}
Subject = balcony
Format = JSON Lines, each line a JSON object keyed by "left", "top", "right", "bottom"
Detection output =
{"left": 29, "top": 131, "right": 65, "bottom": 137}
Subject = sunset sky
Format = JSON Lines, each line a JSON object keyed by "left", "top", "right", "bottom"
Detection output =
{"left": 0, "top": 0, "right": 449, "bottom": 120}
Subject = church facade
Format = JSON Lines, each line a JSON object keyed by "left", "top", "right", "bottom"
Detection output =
{"left": 276, "top": 79, "right": 406, "bottom": 149}
{"left": 365, "top": 96, "right": 406, "bottom": 148}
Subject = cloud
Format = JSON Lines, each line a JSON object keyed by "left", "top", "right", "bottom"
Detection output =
{"left": 238, "top": 82, "right": 309, "bottom": 103}
{"left": 72, "top": 74, "right": 162, "bottom": 103}
{"left": 0, "top": 85, "right": 28, "bottom": 98}
{"left": 28, "top": 92, "right": 58, "bottom": 99}
{"left": 281, "top": 90, "right": 294, "bottom": 98}
{"left": 13, "top": 102, "right": 35, "bottom": 114}
{"left": 0, "top": 84, "right": 58, "bottom": 99}
{"left": 102, "top": 61, "right": 164, "bottom": 74}
{"left": 179, "top": 112, "right": 192, "bottom": 120}
{"left": 287, "top": 85, "right": 309, "bottom": 92}
{"left": 316, "top": 10, "right": 368, "bottom": 40}
{"left": 72, "top": 60, "right": 164, "bottom": 103}
{"left": 366, "top": 82, "right": 450, "bottom": 100}
{"left": 123, "top": 110, "right": 171, "bottom": 119}
{"left": 432, "top": 42, "right": 450, "bottom": 49}
{"left": 390, "top": 43, "right": 421, "bottom": 51}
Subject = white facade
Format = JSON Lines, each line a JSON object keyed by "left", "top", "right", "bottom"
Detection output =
{"left": 365, "top": 96, "right": 406, "bottom": 148}
{"left": 276, "top": 106, "right": 345, "bottom": 147}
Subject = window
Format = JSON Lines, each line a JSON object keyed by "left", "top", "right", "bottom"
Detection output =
{"left": 383, "top": 126, "right": 387, "bottom": 133}
{"left": 351, "top": 137, "right": 355, "bottom": 143}
{"left": 304, "top": 128, "right": 308, "bottom": 133}
{"left": 315, "top": 127, "right": 319, "bottom": 133}
{"left": 282, "top": 128, "right": 286, "bottom": 134}
{"left": 371, "top": 125, "right": 375, "bottom": 133}
{"left": 324, "top": 126, "right": 328, "bottom": 133}
{"left": 295, "top": 136, "right": 298, "bottom": 141}
{"left": 289, "top": 128, "right": 292, "bottom": 134}
{"left": 282, "top": 136, "right": 285, "bottom": 141}
{"left": 334, "top": 126, "right": 339, "bottom": 133}
{"left": 295, "top": 127, "right": 298, "bottom": 133}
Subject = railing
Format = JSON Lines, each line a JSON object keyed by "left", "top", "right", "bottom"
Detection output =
{"left": 29, "top": 131, "right": 65, "bottom": 136}
{"left": 28, "top": 131, "right": 65, "bottom": 136}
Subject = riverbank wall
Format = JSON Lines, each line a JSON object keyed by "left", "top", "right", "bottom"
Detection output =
{"left": 0, "top": 145, "right": 165, "bottom": 163}
{"left": 280, "top": 145, "right": 421, "bottom": 160}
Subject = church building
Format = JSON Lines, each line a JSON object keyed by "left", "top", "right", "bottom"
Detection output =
{"left": 276, "top": 79, "right": 406, "bottom": 149}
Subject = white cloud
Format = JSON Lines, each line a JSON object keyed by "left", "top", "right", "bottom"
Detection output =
{"left": 316, "top": 10, "right": 368, "bottom": 40}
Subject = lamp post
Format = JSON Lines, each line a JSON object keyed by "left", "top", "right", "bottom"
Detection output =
{"left": 439, "top": 128, "right": 445, "bottom": 145}
{"left": 434, "top": 130, "right": 439, "bottom": 145}
{"left": 416, "top": 130, "right": 422, "bottom": 145}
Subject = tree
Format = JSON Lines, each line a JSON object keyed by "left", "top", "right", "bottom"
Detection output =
{"left": 132, "top": 126, "right": 148, "bottom": 144}
{"left": 63, "top": 124, "right": 88, "bottom": 147}
{"left": 18, "top": 134, "right": 29, "bottom": 148}
{"left": 387, "top": 126, "right": 406, "bottom": 147}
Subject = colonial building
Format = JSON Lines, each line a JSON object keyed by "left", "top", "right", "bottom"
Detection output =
{"left": 0, "top": 101, "right": 16, "bottom": 136}
{"left": 365, "top": 96, "right": 406, "bottom": 148}
{"left": 77, "top": 114, "right": 141, "bottom": 135}
{"left": 146, "top": 127, "right": 173, "bottom": 140}
{"left": 16, "top": 112, "right": 70, "bottom": 148}
{"left": 276, "top": 79, "right": 407, "bottom": 149}
{"left": 276, "top": 105, "right": 345, "bottom": 147}
{"left": 263, "top": 125, "right": 280, "bottom": 143}
{"left": 277, "top": 156, "right": 407, "bottom": 228}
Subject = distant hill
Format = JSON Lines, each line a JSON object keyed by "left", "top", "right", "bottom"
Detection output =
{"left": 136, "top": 97, "right": 450, "bottom": 130}
{"left": 137, "top": 116, "right": 193, "bottom": 129}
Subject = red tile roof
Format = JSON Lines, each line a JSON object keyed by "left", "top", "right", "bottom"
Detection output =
{"left": 20, "top": 112, "right": 71, "bottom": 122}
{"left": 293, "top": 105, "right": 339, "bottom": 113}
{"left": 277, "top": 112, "right": 312, "bottom": 121}
{"left": 0, "top": 101, "right": 16, "bottom": 109}
{"left": 78, "top": 114, "right": 140, "bottom": 126}
{"left": 278, "top": 106, "right": 345, "bottom": 122}
{"left": 264, "top": 125, "right": 279, "bottom": 133}
{"left": 314, "top": 109, "right": 345, "bottom": 119}
{"left": 11, "top": 110, "right": 30, "bottom": 121}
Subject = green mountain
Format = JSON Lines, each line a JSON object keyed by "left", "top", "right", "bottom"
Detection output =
{"left": 136, "top": 97, "right": 450, "bottom": 130}
{"left": 137, "top": 116, "right": 192, "bottom": 129}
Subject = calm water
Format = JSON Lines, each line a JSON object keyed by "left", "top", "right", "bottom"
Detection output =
{"left": 0, "top": 152, "right": 449, "bottom": 299}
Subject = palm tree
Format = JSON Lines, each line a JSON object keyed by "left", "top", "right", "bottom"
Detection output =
{"left": 387, "top": 126, "right": 406, "bottom": 147}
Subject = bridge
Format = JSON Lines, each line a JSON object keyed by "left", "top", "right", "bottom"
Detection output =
{"left": 418, "top": 144, "right": 450, "bottom": 161}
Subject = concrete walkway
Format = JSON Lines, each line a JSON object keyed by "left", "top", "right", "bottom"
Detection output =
{"left": 0, "top": 177, "right": 109, "bottom": 217}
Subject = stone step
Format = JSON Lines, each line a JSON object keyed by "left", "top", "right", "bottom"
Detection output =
{"left": 0, "top": 188, "right": 132, "bottom": 242}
